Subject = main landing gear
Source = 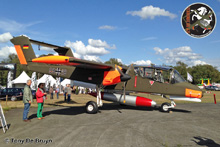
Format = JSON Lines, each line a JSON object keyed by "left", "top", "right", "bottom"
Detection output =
{"left": 86, "top": 86, "right": 102, "bottom": 114}
{"left": 161, "top": 100, "right": 176, "bottom": 112}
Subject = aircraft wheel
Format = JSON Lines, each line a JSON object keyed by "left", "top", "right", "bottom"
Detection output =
{"left": 161, "top": 102, "right": 171, "bottom": 112}
{"left": 86, "top": 101, "right": 98, "bottom": 114}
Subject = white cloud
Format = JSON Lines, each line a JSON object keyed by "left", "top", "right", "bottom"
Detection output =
{"left": 0, "top": 32, "right": 13, "bottom": 43}
{"left": 154, "top": 46, "right": 207, "bottom": 66}
{"left": 142, "top": 37, "right": 157, "bottom": 41}
{"left": 40, "top": 46, "right": 54, "bottom": 52}
{"left": 65, "top": 40, "right": 109, "bottom": 56}
{"left": 0, "top": 19, "right": 41, "bottom": 33}
{"left": 0, "top": 46, "right": 16, "bottom": 59}
{"left": 64, "top": 39, "right": 116, "bottom": 62}
{"left": 126, "top": 5, "right": 177, "bottom": 20}
{"left": 99, "top": 25, "right": 116, "bottom": 30}
{"left": 206, "top": 58, "right": 220, "bottom": 71}
{"left": 83, "top": 55, "right": 101, "bottom": 62}
{"left": 192, "top": 60, "right": 207, "bottom": 66}
{"left": 88, "top": 39, "right": 116, "bottom": 49}
{"left": 116, "top": 58, "right": 123, "bottom": 63}
{"left": 132, "top": 60, "right": 152, "bottom": 65}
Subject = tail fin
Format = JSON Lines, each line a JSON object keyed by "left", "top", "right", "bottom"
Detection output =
{"left": 10, "top": 36, "right": 36, "bottom": 65}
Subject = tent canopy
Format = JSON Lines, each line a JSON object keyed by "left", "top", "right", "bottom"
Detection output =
{"left": 37, "top": 74, "right": 57, "bottom": 87}
{"left": 12, "top": 71, "right": 30, "bottom": 84}
{"left": 61, "top": 79, "right": 71, "bottom": 87}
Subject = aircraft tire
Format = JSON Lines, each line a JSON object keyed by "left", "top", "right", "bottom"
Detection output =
{"left": 86, "top": 101, "right": 98, "bottom": 114}
{"left": 161, "top": 102, "right": 171, "bottom": 112}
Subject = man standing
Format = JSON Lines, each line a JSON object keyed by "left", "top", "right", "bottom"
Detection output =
{"left": 23, "top": 79, "right": 33, "bottom": 122}
{"left": 49, "top": 86, "right": 53, "bottom": 99}
{"left": 67, "top": 84, "right": 72, "bottom": 102}
{"left": 64, "top": 84, "right": 68, "bottom": 101}
{"left": 56, "top": 86, "right": 59, "bottom": 99}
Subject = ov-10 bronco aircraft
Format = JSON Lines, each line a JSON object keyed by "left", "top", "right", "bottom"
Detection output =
{"left": 10, "top": 35, "right": 204, "bottom": 113}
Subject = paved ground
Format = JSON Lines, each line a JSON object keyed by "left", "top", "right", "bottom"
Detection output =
{"left": 0, "top": 103, "right": 220, "bottom": 147}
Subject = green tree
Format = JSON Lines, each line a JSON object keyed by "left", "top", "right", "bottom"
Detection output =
{"left": 104, "top": 58, "right": 123, "bottom": 66}
{"left": 173, "top": 61, "right": 188, "bottom": 80}
{"left": 0, "top": 53, "right": 33, "bottom": 86}
{"left": 191, "top": 64, "right": 220, "bottom": 84}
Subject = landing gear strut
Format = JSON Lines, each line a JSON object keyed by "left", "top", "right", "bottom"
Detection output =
{"left": 86, "top": 86, "right": 103, "bottom": 114}
{"left": 161, "top": 95, "right": 176, "bottom": 112}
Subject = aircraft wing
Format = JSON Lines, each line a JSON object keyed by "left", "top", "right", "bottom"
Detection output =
{"left": 68, "top": 58, "right": 114, "bottom": 69}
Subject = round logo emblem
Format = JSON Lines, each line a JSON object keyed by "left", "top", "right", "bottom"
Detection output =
{"left": 181, "top": 3, "right": 216, "bottom": 38}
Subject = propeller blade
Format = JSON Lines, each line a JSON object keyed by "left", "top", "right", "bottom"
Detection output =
{"left": 126, "top": 64, "right": 133, "bottom": 74}
{"left": 116, "top": 66, "right": 131, "bottom": 82}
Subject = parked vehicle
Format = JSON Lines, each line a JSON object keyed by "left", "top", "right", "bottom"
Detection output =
{"left": 0, "top": 88, "right": 23, "bottom": 101}
{"left": 205, "top": 86, "right": 220, "bottom": 91}
{"left": 0, "top": 88, "right": 36, "bottom": 101}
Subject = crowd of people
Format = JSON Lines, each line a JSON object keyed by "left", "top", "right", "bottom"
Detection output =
{"left": 22, "top": 80, "right": 88, "bottom": 122}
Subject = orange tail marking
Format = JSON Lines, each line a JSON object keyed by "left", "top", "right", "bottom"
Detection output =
{"left": 14, "top": 45, "right": 27, "bottom": 65}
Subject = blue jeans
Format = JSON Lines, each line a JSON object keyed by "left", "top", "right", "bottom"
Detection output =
{"left": 67, "top": 94, "right": 71, "bottom": 102}
{"left": 64, "top": 92, "right": 67, "bottom": 101}
{"left": 23, "top": 103, "right": 30, "bottom": 120}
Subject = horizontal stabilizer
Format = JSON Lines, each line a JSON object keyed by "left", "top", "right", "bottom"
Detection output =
{"left": 30, "top": 39, "right": 74, "bottom": 57}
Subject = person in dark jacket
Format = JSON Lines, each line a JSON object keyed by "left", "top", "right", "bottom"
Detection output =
{"left": 23, "top": 79, "right": 33, "bottom": 122}
{"left": 36, "top": 83, "right": 47, "bottom": 120}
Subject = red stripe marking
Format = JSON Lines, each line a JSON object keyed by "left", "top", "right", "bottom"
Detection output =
{"left": 134, "top": 76, "right": 137, "bottom": 87}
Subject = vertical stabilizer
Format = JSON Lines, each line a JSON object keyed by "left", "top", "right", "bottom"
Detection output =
{"left": 10, "top": 36, "right": 36, "bottom": 65}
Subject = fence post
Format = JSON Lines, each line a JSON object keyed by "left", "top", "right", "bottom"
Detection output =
{"left": 214, "top": 94, "right": 216, "bottom": 104}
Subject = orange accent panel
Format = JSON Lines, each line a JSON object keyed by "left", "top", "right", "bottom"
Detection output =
{"left": 14, "top": 45, "right": 27, "bottom": 65}
{"left": 185, "top": 88, "right": 202, "bottom": 98}
{"left": 102, "top": 66, "right": 121, "bottom": 86}
{"left": 32, "top": 56, "right": 70, "bottom": 64}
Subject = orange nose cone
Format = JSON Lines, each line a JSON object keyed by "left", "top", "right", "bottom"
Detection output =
{"left": 185, "top": 88, "right": 202, "bottom": 98}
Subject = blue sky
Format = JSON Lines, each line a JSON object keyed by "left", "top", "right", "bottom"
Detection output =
{"left": 0, "top": 0, "right": 219, "bottom": 69}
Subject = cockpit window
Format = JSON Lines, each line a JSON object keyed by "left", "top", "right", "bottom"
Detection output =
{"left": 134, "top": 66, "right": 186, "bottom": 84}
{"left": 171, "top": 70, "right": 186, "bottom": 84}
{"left": 134, "top": 67, "right": 153, "bottom": 79}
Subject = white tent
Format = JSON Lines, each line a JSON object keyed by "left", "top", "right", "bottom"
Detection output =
{"left": 11, "top": 71, "right": 31, "bottom": 88}
{"left": 61, "top": 79, "right": 71, "bottom": 87}
{"left": 37, "top": 74, "right": 57, "bottom": 88}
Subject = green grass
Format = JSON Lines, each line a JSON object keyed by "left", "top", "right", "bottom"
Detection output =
{"left": 3, "top": 106, "right": 11, "bottom": 111}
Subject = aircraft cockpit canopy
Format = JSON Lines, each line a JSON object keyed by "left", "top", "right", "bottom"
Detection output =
{"left": 134, "top": 65, "right": 186, "bottom": 84}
